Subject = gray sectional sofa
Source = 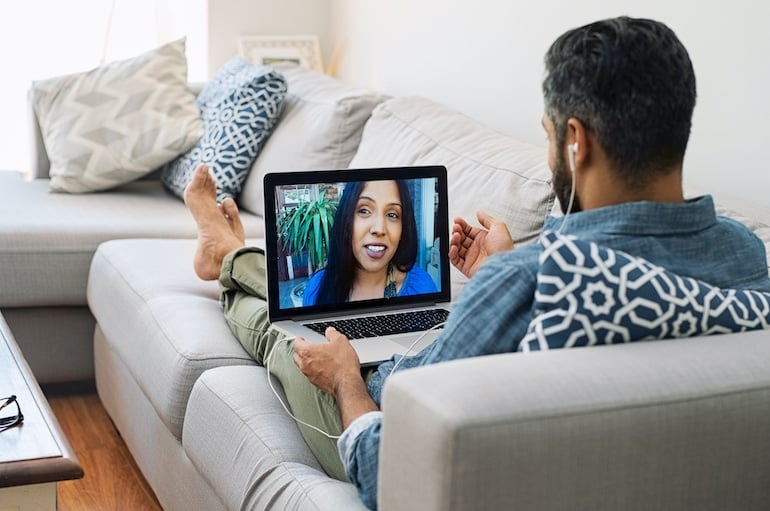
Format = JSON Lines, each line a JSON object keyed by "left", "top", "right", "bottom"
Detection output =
{"left": 4, "top": 64, "right": 770, "bottom": 510}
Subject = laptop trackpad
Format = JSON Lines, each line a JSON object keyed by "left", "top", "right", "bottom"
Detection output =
{"left": 351, "top": 338, "right": 409, "bottom": 366}
{"left": 391, "top": 330, "right": 441, "bottom": 352}
{"left": 351, "top": 330, "right": 441, "bottom": 366}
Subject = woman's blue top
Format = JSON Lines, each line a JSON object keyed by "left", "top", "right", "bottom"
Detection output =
{"left": 302, "top": 266, "right": 438, "bottom": 306}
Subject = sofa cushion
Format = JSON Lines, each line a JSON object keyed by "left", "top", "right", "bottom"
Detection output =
{"left": 87, "top": 238, "right": 262, "bottom": 440}
{"left": 350, "top": 96, "right": 554, "bottom": 297}
{"left": 30, "top": 39, "right": 202, "bottom": 193}
{"left": 162, "top": 59, "right": 287, "bottom": 202}
{"left": 0, "top": 172, "right": 263, "bottom": 308}
{"left": 238, "top": 64, "right": 387, "bottom": 216}
{"left": 184, "top": 365, "right": 365, "bottom": 510}
{"left": 520, "top": 232, "right": 770, "bottom": 352}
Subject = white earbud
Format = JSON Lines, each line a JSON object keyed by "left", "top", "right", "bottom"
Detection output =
{"left": 568, "top": 142, "right": 578, "bottom": 172}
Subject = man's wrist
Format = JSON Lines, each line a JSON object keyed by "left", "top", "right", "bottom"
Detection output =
{"left": 333, "top": 370, "right": 367, "bottom": 399}
{"left": 335, "top": 373, "right": 379, "bottom": 429}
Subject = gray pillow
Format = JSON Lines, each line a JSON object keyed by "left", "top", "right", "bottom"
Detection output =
{"left": 238, "top": 64, "right": 387, "bottom": 215}
{"left": 30, "top": 39, "right": 202, "bottom": 193}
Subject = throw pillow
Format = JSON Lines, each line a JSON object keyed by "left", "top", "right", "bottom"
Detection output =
{"left": 237, "top": 64, "right": 387, "bottom": 216}
{"left": 161, "top": 58, "right": 287, "bottom": 202}
{"left": 520, "top": 232, "right": 770, "bottom": 352}
{"left": 31, "top": 38, "right": 203, "bottom": 193}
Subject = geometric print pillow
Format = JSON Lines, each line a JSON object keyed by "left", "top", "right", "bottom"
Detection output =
{"left": 161, "top": 58, "right": 287, "bottom": 202}
{"left": 31, "top": 39, "right": 203, "bottom": 193}
{"left": 519, "top": 232, "right": 770, "bottom": 352}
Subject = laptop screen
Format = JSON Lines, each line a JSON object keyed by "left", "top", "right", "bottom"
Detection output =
{"left": 263, "top": 166, "right": 451, "bottom": 320}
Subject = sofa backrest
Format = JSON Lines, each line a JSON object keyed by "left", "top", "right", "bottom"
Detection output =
{"left": 349, "top": 96, "right": 555, "bottom": 297}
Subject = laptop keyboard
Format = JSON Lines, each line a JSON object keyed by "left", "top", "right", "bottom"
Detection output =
{"left": 304, "top": 308, "right": 450, "bottom": 339}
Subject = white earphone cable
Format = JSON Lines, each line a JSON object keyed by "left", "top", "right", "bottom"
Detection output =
{"left": 557, "top": 143, "right": 578, "bottom": 234}
{"left": 265, "top": 336, "right": 341, "bottom": 440}
{"left": 557, "top": 167, "right": 576, "bottom": 234}
{"left": 389, "top": 320, "right": 447, "bottom": 375}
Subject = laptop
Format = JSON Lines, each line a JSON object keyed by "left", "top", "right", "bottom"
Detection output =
{"left": 263, "top": 166, "right": 452, "bottom": 365}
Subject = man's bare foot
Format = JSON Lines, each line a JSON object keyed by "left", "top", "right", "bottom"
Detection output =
{"left": 184, "top": 165, "right": 245, "bottom": 280}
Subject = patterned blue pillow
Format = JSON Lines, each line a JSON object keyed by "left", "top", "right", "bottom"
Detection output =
{"left": 519, "top": 232, "right": 770, "bottom": 352}
{"left": 161, "top": 58, "right": 287, "bottom": 202}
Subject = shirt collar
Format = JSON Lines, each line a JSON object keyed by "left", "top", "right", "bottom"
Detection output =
{"left": 543, "top": 195, "right": 717, "bottom": 237}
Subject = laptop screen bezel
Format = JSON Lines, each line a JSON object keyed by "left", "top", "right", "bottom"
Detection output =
{"left": 263, "top": 166, "right": 451, "bottom": 321}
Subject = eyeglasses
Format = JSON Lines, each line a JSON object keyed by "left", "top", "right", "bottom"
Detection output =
{"left": 0, "top": 395, "right": 23, "bottom": 432}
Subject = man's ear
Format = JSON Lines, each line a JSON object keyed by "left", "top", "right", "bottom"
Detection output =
{"left": 566, "top": 118, "right": 589, "bottom": 170}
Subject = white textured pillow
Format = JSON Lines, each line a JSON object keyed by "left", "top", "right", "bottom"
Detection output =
{"left": 31, "top": 39, "right": 203, "bottom": 193}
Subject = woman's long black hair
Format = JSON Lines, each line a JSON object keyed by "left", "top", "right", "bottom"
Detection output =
{"left": 314, "top": 180, "right": 418, "bottom": 305}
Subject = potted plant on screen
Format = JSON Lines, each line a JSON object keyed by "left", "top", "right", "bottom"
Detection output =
{"left": 278, "top": 193, "right": 337, "bottom": 306}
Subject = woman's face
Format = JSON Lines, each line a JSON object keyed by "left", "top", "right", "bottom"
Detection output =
{"left": 351, "top": 180, "right": 403, "bottom": 275}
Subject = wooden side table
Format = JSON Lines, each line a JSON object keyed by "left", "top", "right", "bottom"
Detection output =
{"left": 0, "top": 314, "right": 83, "bottom": 509}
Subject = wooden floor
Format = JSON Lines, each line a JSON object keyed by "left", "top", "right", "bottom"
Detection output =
{"left": 45, "top": 387, "right": 162, "bottom": 511}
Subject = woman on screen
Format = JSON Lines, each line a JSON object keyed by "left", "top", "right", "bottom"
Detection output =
{"left": 302, "top": 179, "right": 437, "bottom": 306}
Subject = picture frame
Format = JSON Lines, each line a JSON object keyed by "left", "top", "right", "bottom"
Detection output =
{"left": 238, "top": 35, "right": 323, "bottom": 72}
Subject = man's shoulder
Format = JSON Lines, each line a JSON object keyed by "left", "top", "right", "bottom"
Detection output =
{"left": 713, "top": 215, "right": 770, "bottom": 290}
{"left": 715, "top": 211, "right": 765, "bottom": 238}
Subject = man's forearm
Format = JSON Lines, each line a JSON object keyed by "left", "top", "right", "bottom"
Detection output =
{"left": 335, "top": 374, "right": 379, "bottom": 428}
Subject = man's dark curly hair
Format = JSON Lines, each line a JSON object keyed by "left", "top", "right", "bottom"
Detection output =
{"left": 542, "top": 16, "right": 697, "bottom": 189}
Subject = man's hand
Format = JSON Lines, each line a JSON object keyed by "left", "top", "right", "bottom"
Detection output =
{"left": 449, "top": 210, "right": 514, "bottom": 278}
{"left": 293, "top": 327, "right": 362, "bottom": 396}
{"left": 293, "top": 328, "right": 379, "bottom": 428}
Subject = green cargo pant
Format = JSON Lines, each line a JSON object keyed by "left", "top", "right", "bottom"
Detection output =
{"left": 218, "top": 246, "right": 347, "bottom": 481}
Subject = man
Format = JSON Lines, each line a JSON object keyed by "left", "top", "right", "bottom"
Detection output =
{"left": 184, "top": 16, "right": 770, "bottom": 509}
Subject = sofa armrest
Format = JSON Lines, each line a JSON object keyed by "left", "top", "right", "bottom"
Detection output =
{"left": 379, "top": 330, "right": 770, "bottom": 511}
{"left": 27, "top": 88, "right": 50, "bottom": 179}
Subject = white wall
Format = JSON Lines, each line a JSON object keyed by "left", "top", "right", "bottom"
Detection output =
{"left": 328, "top": 0, "right": 770, "bottom": 222}
{"left": 0, "top": 0, "right": 211, "bottom": 173}
{"left": 206, "top": 0, "right": 332, "bottom": 77}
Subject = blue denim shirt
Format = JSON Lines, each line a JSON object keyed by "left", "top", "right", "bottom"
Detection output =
{"left": 338, "top": 196, "right": 770, "bottom": 509}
